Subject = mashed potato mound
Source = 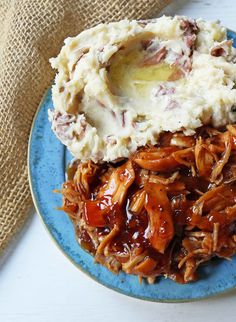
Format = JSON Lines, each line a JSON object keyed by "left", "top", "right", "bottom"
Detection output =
{"left": 49, "top": 16, "right": 236, "bottom": 162}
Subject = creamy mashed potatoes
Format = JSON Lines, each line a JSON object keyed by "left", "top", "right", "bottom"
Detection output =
{"left": 49, "top": 16, "right": 236, "bottom": 162}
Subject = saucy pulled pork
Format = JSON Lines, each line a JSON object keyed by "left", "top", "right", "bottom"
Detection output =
{"left": 61, "top": 125, "right": 236, "bottom": 283}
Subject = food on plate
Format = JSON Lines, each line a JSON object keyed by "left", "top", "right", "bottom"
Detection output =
{"left": 49, "top": 16, "right": 236, "bottom": 163}
{"left": 49, "top": 16, "right": 236, "bottom": 283}
{"left": 61, "top": 125, "right": 236, "bottom": 283}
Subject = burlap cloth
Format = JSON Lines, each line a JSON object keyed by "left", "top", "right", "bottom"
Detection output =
{"left": 0, "top": 0, "right": 171, "bottom": 253}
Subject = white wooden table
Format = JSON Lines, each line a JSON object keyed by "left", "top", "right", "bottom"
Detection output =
{"left": 1, "top": 1, "right": 236, "bottom": 321}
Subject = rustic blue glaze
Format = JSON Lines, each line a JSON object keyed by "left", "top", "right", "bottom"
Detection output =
{"left": 28, "top": 30, "right": 236, "bottom": 302}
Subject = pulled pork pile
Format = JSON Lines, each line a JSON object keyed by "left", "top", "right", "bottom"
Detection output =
{"left": 61, "top": 125, "right": 236, "bottom": 283}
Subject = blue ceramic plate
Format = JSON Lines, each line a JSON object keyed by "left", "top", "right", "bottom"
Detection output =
{"left": 28, "top": 30, "right": 236, "bottom": 302}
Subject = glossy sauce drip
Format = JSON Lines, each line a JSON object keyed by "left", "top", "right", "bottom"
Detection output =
{"left": 111, "top": 204, "right": 150, "bottom": 255}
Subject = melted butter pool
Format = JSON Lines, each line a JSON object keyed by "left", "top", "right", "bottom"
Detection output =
{"left": 108, "top": 46, "right": 182, "bottom": 99}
